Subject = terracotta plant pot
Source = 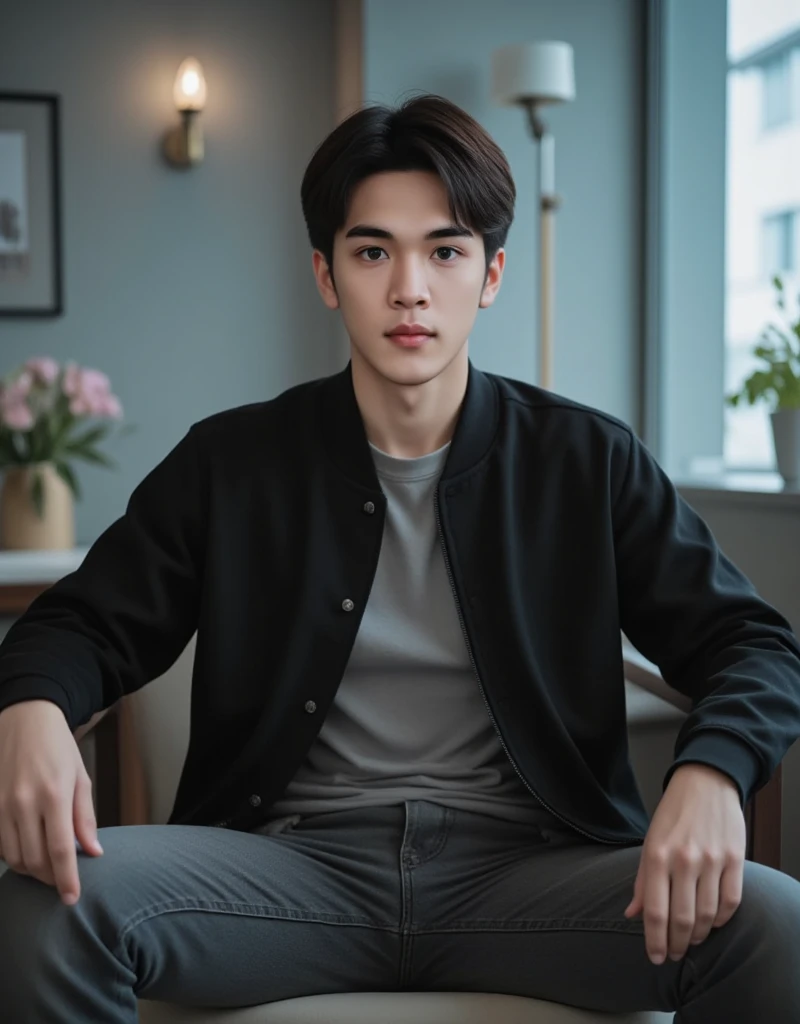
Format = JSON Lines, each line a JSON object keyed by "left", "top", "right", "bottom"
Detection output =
{"left": 0, "top": 462, "right": 75, "bottom": 550}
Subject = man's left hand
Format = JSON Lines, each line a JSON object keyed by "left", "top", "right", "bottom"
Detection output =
{"left": 624, "top": 763, "right": 746, "bottom": 965}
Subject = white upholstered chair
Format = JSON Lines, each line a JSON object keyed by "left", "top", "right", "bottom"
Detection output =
{"left": 70, "top": 636, "right": 676, "bottom": 1024}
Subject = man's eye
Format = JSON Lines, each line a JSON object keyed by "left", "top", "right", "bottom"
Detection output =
{"left": 435, "top": 247, "right": 458, "bottom": 261}
{"left": 359, "top": 247, "right": 386, "bottom": 261}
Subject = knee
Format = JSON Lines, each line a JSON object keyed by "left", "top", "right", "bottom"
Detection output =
{"left": 726, "top": 862, "right": 800, "bottom": 952}
{"left": 0, "top": 828, "right": 130, "bottom": 951}
{"left": 0, "top": 862, "right": 66, "bottom": 990}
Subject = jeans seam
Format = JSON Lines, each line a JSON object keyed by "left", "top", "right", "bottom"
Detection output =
{"left": 417, "top": 806, "right": 455, "bottom": 866}
{"left": 115, "top": 898, "right": 396, "bottom": 959}
{"left": 411, "top": 918, "right": 646, "bottom": 935}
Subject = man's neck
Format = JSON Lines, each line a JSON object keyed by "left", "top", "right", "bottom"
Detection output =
{"left": 351, "top": 348, "right": 468, "bottom": 459}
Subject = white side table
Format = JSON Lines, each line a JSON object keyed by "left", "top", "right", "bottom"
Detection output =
{"left": 0, "top": 546, "right": 90, "bottom": 615}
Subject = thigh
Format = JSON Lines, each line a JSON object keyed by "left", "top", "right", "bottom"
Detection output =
{"left": 0, "top": 812, "right": 403, "bottom": 1010}
{"left": 408, "top": 811, "right": 680, "bottom": 1014}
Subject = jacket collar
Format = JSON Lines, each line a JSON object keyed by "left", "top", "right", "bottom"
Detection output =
{"left": 318, "top": 360, "right": 499, "bottom": 490}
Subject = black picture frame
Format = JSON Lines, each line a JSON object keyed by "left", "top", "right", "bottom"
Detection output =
{"left": 0, "top": 92, "right": 63, "bottom": 317}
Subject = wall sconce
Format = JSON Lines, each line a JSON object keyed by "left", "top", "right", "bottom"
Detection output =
{"left": 163, "top": 58, "right": 207, "bottom": 168}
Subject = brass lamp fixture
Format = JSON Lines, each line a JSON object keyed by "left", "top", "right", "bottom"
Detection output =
{"left": 163, "top": 57, "right": 207, "bottom": 168}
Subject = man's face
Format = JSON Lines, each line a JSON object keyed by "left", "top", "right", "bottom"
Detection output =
{"left": 312, "top": 170, "right": 504, "bottom": 388}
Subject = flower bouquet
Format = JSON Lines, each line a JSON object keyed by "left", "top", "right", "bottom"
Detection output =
{"left": 0, "top": 356, "right": 130, "bottom": 549}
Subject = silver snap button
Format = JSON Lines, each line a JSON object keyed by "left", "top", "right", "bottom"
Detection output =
{"left": 304, "top": 700, "right": 317, "bottom": 713}
{"left": 342, "top": 598, "right": 355, "bottom": 612}
{"left": 363, "top": 501, "right": 375, "bottom": 514}
{"left": 248, "top": 793, "right": 262, "bottom": 808}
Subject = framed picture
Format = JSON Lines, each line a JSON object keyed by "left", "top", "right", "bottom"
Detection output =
{"left": 0, "top": 93, "right": 63, "bottom": 317}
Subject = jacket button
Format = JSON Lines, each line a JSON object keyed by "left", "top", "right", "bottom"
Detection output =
{"left": 212, "top": 820, "right": 229, "bottom": 828}
{"left": 248, "top": 793, "right": 262, "bottom": 807}
{"left": 342, "top": 598, "right": 355, "bottom": 612}
{"left": 363, "top": 501, "right": 375, "bottom": 514}
{"left": 304, "top": 700, "right": 317, "bottom": 714}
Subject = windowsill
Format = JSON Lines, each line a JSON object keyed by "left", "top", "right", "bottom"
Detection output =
{"left": 675, "top": 471, "right": 800, "bottom": 509}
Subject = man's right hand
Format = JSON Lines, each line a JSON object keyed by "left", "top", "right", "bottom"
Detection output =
{"left": 0, "top": 700, "right": 103, "bottom": 904}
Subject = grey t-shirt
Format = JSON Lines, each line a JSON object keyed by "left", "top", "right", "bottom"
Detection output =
{"left": 265, "top": 440, "right": 546, "bottom": 825}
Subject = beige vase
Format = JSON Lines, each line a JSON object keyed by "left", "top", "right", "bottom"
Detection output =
{"left": 0, "top": 463, "right": 75, "bottom": 551}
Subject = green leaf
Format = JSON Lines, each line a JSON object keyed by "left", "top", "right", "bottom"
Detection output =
{"left": 67, "top": 447, "right": 116, "bottom": 470}
{"left": 54, "top": 460, "right": 81, "bottom": 501}
{"left": 64, "top": 424, "right": 111, "bottom": 450}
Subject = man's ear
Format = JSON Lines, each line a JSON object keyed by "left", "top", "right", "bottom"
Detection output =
{"left": 479, "top": 248, "right": 505, "bottom": 309}
{"left": 312, "top": 250, "right": 339, "bottom": 310}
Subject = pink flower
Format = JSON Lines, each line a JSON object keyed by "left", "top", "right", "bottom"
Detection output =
{"left": 0, "top": 375, "right": 35, "bottom": 431}
{"left": 1, "top": 401, "right": 34, "bottom": 431}
{"left": 62, "top": 362, "right": 82, "bottom": 398}
{"left": 62, "top": 364, "right": 122, "bottom": 420}
{"left": 81, "top": 369, "right": 111, "bottom": 395}
{"left": 97, "top": 394, "right": 123, "bottom": 419}
{"left": 24, "top": 356, "right": 60, "bottom": 386}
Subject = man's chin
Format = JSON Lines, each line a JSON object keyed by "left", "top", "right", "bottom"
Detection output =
{"left": 355, "top": 343, "right": 465, "bottom": 389}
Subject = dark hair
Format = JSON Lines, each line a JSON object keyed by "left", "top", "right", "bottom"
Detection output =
{"left": 300, "top": 93, "right": 516, "bottom": 283}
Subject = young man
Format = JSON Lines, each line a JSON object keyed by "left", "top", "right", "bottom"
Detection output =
{"left": 0, "top": 94, "right": 799, "bottom": 1022}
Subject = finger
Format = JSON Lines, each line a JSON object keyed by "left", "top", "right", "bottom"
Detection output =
{"left": 17, "top": 810, "right": 55, "bottom": 887}
{"left": 713, "top": 857, "right": 744, "bottom": 929}
{"left": 73, "top": 772, "right": 103, "bottom": 857}
{"left": 625, "top": 868, "right": 644, "bottom": 918}
{"left": 0, "top": 818, "right": 23, "bottom": 873}
{"left": 668, "top": 855, "right": 699, "bottom": 960}
{"left": 44, "top": 805, "right": 81, "bottom": 905}
{"left": 642, "top": 851, "right": 671, "bottom": 964}
{"left": 690, "top": 860, "right": 722, "bottom": 946}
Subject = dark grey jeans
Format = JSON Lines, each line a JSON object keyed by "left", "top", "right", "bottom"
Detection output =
{"left": 0, "top": 799, "right": 798, "bottom": 1022}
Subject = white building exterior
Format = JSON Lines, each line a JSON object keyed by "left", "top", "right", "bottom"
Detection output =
{"left": 725, "top": 0, "right": 800, "bottom": 469}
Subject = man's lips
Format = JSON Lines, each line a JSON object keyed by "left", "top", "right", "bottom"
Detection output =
{"left": 387, "top": 333, "right": 433, "bottom": 348}
{"left": 386, "top": 328, "right": 436, "bottom": 348}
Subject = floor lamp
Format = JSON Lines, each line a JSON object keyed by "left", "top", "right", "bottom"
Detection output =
{"left": 491, "top": 42, "right": 576, "bottom": 391}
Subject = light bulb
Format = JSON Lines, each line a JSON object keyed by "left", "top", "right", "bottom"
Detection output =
{"left": 173, "top": 58, "right": 207, "bottom": 112}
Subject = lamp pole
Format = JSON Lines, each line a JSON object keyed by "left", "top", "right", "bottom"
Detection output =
{"left": 523, "top": 102, "right": 560, "bottom": 392}
{"left": 491, "top": 41, "right": 575, "bottom": 393}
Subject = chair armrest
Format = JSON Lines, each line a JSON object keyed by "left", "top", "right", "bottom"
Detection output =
{"left": 73, "top": 698, "right": 149, "bottom": 828}
{"left": 73, "top": 706, "right": 114, "bottom": 744}
{"left": 622, "top": 642, "right": 691, "bottom": 715}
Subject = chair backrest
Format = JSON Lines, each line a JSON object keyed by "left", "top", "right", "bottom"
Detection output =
{"left": 128, "top": 634, "right": 196, "bottom": 825}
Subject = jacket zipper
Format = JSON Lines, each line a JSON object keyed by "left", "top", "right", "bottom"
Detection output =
{"left": 433, "top": 490, "right": 633, "bottom": 847}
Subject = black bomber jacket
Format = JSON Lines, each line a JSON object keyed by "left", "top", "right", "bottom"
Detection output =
{"left": 0, "top": 363, "right": 799, "bottom": 845}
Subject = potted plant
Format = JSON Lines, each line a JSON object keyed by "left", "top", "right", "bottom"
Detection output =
{"left": 727, "top": 274, "right": 800, "bottom": 485}
{"left": 0, "top": 357, "right": 130, "bottom": 550}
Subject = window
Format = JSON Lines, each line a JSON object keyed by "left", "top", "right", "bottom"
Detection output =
{"left": 763, "top": 211, "right": 797, "bottom": 277}
{"left": 762, "top": 50, "right": 793, "bottom": 129}
{"left": 724, "top": 3, "right": 800, "bottom": 471}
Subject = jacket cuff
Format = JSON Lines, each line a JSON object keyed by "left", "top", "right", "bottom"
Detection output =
{"left": 0, "top": 678, "right": 73, "bottom": 727}
{"left": 662, "top": 730, "right": 762, "bottom": 808}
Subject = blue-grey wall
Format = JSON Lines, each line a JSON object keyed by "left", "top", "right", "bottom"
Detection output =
{"left": 363, "top": 0, "right": 645, "bottom": 426}
{"left": 0, "top": 0, "right": 340, "bottom": 544}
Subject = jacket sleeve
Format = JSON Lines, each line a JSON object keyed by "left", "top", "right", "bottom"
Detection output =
{"left": 0, "top": 425, "right": 206, "bottom": 731}
{"left": 612, "top": 428, "right": 800, "bottom": 807}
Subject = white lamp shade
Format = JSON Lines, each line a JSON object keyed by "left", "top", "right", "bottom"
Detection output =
{"left": 491, "top": 41, "right": 575, "bottom": 107}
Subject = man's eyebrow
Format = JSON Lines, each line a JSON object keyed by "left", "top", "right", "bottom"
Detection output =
{"left": 344, "top": 224, "right": 475, "bottom": 241}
